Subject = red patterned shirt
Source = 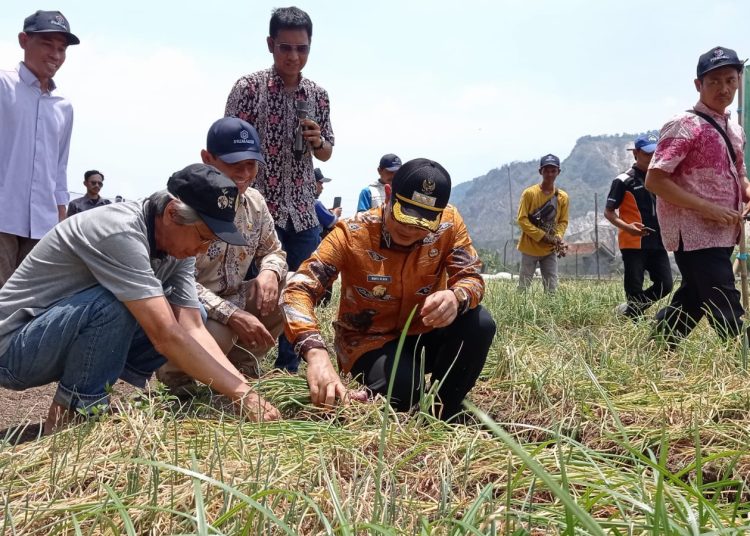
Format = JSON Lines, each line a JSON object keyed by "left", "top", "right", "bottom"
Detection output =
{"left": 225, "top": 67, "right": 335, "bottom": 232}
{"left": 649, "top": 101, "right": 747, "bottom": 252}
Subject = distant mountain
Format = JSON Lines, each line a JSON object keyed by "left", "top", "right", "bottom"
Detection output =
{"left": 452, "top": 133, "right": 646, "bottom": 250}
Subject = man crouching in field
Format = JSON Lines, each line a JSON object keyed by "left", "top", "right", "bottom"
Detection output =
{"left": 282, "top": 158, "right": 496, "bottom": 422}
{"left": 0, "top": 164, "right": 280, "bottom": 434}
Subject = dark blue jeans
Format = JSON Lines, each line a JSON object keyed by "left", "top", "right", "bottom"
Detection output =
{"left": 0, "top": 286, "right": 165, "bottom": 412}
{"left": 274, "top": 224, "right": 322, "bottom": 372}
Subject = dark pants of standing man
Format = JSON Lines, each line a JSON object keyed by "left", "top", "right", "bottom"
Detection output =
{"left": 0, "top": 233, "right": 38, "bottom": 289}
{"left": 654, "top": 246, "right": 743, "bottom": 346}
{"left": 274, "top": 223, "right": 322, "bottom": 373}
{"left": 350, "top": 305, "right": 496, "bottom": 421}
{"left": 621, "top": 248, "right": 673, "bottom": 318}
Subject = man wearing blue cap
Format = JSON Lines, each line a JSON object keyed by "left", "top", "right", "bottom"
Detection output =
{"left": 156, "top": 118, "right": 289, "bottom": 392}
{"left": 646, "top": 46, "right": 750, "bottom": 347}
{"left": 516, "top": 154, "right": 570, "bottom": 293}
{"left": 0, "top": 10, "right": 80, "bottom": 288}
{"left": 0, "top": 164, "right": 281, "bottom": 433}
{"left": 605, "top": 134, "right": 673, "bottom": 318}
{"left": 356, "top": 154, "right": 403, "bottom": 214}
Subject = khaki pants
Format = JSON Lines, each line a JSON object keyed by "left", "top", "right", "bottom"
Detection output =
{"left": 0, "top": 233, "right": 38, "bottom": 289}
{"left": 155, "top": 278, "right": 285, "bottom": 389}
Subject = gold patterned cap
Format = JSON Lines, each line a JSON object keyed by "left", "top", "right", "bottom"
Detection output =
{"left": 390, "top": 158, "right": 451, "bottom": 232}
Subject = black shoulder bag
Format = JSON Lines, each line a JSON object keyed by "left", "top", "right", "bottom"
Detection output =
{"left": 687, "top": 109, "right": 738, "bottom": 168}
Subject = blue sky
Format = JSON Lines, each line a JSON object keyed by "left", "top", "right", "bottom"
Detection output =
{"left": 2, "top": 1, "right": 748, "bottom": 212}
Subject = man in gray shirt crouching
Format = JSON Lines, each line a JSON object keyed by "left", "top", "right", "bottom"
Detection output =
{"left": 0, "top": 163, "right": 281, "bottom": 434}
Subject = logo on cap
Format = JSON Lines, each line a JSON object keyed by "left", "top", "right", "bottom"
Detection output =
{"left": 422, "top": 178, "right": 436, "bottom": 195}
{"left": 52, "top": 14, "right": 68, "bottom": 30}
{"left": 240, "top": 130, "right": 249, "bottom": 140}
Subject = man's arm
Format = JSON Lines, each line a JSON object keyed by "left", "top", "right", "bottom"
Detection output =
{"left": 124, "top": 296, "right": 280, "bottom": 420}
{"left": 356, "top": 188, "right": 372, "bottom": 213}
{"left": 555, "top": 194, "right": 569, "bottom": 237}
{"left": 645, "top": 168, "right": 740, "bottom": 225}
{"left": 281, "top": 229, "right": 349, "bottom": 406}
{"left": 604, "top": 207, "right": 647, "bottom": 236}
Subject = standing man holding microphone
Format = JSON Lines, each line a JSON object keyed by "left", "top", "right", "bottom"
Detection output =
{"left": 225, "top": 6, "right": 334, "bottom": 373}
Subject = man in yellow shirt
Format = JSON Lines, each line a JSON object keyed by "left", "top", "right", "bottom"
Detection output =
{"left": 516, "top": 154, "right": 569, "bottom": 292}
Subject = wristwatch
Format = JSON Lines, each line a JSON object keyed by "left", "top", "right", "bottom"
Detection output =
{"left": 452, "top": 287, "right": 469, "bottom": 314}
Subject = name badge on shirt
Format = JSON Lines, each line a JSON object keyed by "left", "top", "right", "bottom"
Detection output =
{"left": 367, "top": 274, "right": 392, "bottom": 283}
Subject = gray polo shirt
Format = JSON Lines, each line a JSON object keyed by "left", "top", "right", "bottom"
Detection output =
{"left": 0, "top": 199, "right": 199, "bottom": 355}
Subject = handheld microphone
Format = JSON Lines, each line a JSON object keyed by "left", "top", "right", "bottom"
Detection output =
{"left": 293, "top": 100, "right": 310, "bottom": 161}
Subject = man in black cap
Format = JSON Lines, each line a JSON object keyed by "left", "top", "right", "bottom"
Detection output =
{"left": 0, "top": 10, "right": 80, "bottom": 288}
{"left": 516, "top": 154, "right": 570, "bottom": 293}
{"left": 356, "top": 154, "right": 403, "bottom": 214}
{"left": 0, "top": 164, "right": 281, "bottom": 434}
{"left": 646, "top": 46, "right": 750, "bottom": 347}
{"left": 282, "top": 158, "right": 496, "bottom": 422}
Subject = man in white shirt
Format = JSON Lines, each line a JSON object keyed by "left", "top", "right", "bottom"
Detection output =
{"left": 0, "top": 10, "right": 79, "bottom": 287}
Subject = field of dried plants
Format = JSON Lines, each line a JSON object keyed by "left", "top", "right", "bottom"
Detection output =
{"left": 3, "top": 279, "right": 750, "bottom": 535}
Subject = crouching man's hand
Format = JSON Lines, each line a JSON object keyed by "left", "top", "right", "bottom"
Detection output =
{"left": 305, "top": 348, "right": 368, "bottom": 407}
{"left": 235, "top": 387, "right": 281, "bottom": 422}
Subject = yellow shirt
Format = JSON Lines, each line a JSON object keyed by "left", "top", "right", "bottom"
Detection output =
{"left": 516, "top": 184, "right": 569, "bottom": 256}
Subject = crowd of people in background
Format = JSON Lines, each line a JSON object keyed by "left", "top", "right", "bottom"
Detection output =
{"left": 0, "top": 6, "right": 747, "bottom": 434}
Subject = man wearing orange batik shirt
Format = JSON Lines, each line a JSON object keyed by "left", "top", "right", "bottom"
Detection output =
{"left": 282, "top": 158, "right": 496, "bottom": 422}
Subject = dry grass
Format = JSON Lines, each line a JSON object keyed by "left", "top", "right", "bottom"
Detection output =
{"left": 3, "top": 279, "right": 750, "bottom": 534}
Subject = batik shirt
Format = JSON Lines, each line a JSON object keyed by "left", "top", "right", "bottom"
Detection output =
{"left": 196, "top": 188, "right": 287, "bottom": 324}
{"left": 649, "top": 101, "right": 747, "bottom": 252}
{"left": 225, "top": 67, "right": 335, "bottom": 232}
{"left": 282, "top": 205, "right": 485, "bottom": 373}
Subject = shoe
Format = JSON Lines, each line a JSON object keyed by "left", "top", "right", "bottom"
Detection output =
{"left": 614, "top": 303, "right": 629, "bottom": 317}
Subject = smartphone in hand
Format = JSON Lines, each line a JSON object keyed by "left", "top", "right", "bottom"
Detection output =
{"left": 332, "top": 196, "right": 342, "bottom": 209}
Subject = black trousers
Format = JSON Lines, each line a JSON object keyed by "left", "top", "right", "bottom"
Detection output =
{"left": 654, "top": 246, "right": 743, "bottom": 345}
{"left": 621, "top": 248, "right": 673, "bottom": 317}
{"left": 350, "top": 305, "right": 496, "bottom": 420}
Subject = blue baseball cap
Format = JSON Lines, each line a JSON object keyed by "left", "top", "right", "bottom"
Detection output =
{"left": 23, "top": 10, "right": 80, "bottom": 45}
{"left": 539, "top": 154, "right": 560, "bottom": 169}
{"left": 207, "top": 117, "right": 265, "bottom": 165}
{"left": 379, "top": 153, "right": 402, "bottom": 172}
{"left": 633, "top": 133, "right": 658, "bottom": 153}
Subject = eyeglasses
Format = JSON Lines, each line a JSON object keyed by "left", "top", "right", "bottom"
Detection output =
{"left": 90, "top": 181, "right": 103, "bottom": 186}
{"left": 274, "top": 41, "right": 310, "bottom": 55}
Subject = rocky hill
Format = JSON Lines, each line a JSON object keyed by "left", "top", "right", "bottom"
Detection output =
{"left": 452, "top": 133, "right": 647, "bottom": 250}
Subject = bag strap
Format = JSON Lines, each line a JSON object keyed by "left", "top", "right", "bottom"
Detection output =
{"left": 687, "top": 109, "right": 737, "bottom": 166}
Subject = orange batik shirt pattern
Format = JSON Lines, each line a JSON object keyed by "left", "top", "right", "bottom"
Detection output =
{"left": 282, "top": 205, "right": 485, "bottom": 373}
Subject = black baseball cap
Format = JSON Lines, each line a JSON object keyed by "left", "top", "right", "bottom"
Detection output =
{"left": 167, "top": 164, "right": 248, "bottom": 246}
{"left": 379, "top": 154, "right": 402, "bottom": 172}
{"left": 314, "top": 168, "right": 331, "bottom": 183}
{"left": 539, "top": 154, "right": 561, "bottom": 169}
{"left": 390, "top": 158, "right": 451, "bottom": 232}
{"left": 697, "top": 46, "right": 746, "bottom": 78}
{"left": 207, "top": 117, "right": 265, "bottom": 164}
{"left": 23, "top": 10, "right": 80, "bottom": 45}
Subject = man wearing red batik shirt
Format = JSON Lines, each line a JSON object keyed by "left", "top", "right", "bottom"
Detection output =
{"left": 225, "top": 6, "right": 334, "bottom": 372}
{"left": 646, "top": 46, "right": 750, "bottom": 347}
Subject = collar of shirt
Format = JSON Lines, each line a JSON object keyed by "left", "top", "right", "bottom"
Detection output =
{"left": 18, "top": 62, "right": 56, "bottom": 92}
{"left": 694, "top": 100, "right": 730, "bottom": 122}
{"left": 267, "top": 65, "right": 304, "bottom": 91}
